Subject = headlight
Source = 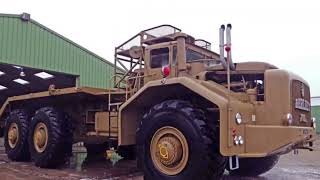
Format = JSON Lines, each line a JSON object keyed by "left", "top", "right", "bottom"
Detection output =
{"left": 286, "top": 113, "right": 293, "bottom": 125}
{"left": 235, "top": 113, "right": 242, "bottom": 125}
{"left": 234, "top": 136, "right": 240, "bottom": 145}
{"left": 238, "top": 136, "right": 244, "bottom": 145}
{"left": 233, "top": 136, "right": 244, "bottom": 145}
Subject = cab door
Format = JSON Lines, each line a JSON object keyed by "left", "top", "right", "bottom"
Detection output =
{"left": 144, "top": 44, "right": 173, "bottom": 83}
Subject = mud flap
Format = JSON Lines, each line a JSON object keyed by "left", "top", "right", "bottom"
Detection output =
{"left": 0, "top": 127, "right": 3, "bottom": 137}
{"left": 0, "top": 119, "right": 6, "bottom": 137}
{"left": 229, "top": 156, "right": 239, "bottom": 170}
{"left": 0, "top": 121, "right": 5, "bottom": 137}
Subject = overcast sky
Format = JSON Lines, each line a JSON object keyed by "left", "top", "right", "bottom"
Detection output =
{"left": 1, "top": 0, "right": 319, "bottom": 96}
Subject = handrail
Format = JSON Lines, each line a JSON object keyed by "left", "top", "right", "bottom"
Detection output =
{"left": 116, "top": 25, "right": 181, "bottom": 51}
{"left": 125, "top": 73, "right": 156, "bottom": 100}
{"left": 114, "top": 61, "right": 140, "bottom": 88}
{"left": 116, "top": 33, "right": 140, "bottom": 50}
{"left": 142, "top": 24, "right": 181, "bottom": 34}
{"left": 109, "top": 74, "right": 127, "bottom": 88}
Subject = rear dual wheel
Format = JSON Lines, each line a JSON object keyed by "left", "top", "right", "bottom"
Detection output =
{"left": 28, "top": 107, "right": 73, "bottom": 168}
{"left": 4, "top": 107, "right": 72, "bottom": 168}
{"left": 4, "top": 109, "right": 30, "bottom": 161}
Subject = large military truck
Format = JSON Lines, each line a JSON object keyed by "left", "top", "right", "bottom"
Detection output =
{"left": 0, "top": 24, "right": 317, "bottom": 179}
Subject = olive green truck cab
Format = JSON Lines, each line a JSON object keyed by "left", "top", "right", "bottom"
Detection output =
{"left": 0, "top": 24, "right": 316, "bottom": 179}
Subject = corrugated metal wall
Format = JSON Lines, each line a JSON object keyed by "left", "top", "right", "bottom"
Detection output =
{"left": 311, "top": 106, "right": 320, "bottom": 134}
{"left": 0, "top": 14, "right": 114, "bottom": 88}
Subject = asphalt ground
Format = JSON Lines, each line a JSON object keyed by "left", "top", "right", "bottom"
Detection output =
{"left": 0, "top": 138, "right": 319, "bottom": 180}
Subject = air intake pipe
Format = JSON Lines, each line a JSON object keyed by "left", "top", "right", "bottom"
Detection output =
{"left": 219, "top": 24, "right": 236, "bottom": 71}
{"left": 226, "top": 24, "right": 236, "bottom": 70}
{"left": 219, "top": 25, "right": 228, "bottom": 70}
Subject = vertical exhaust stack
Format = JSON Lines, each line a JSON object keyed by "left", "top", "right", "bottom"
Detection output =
{"left": 226, "top": 24, "right": 236, "bottom": 71}
{"left": 219, "top": 25, "right": 228, "bottom": 70}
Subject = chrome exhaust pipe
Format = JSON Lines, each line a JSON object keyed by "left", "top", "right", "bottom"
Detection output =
{"left": 219, "top": 25, "right": 228, "bottom": 70}
{"left": 226, "top": 24, "right": 236, "bottom": 70}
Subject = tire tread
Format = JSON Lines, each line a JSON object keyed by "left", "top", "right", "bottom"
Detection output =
{"left": 137, "top": 100, "right": 226, "bottom": 180}
{"left": 29, "top": 107, "right": 72, "bottom": 168}
{"left": 4, "top": 109, "right": 30, "bottom": 161}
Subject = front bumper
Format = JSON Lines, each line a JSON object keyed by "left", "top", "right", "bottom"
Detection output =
{"left": 237, "top": 125, "right": 316, "bottom": 158}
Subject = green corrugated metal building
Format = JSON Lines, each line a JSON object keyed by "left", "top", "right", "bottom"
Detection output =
{"left": 311, "top": 106, "right": 320, "bottom": 133}
{"left": 311, "top": 97, "right": 320, "bottom": 134}
{"left": 0, "top": 13, "right": 114, "bottom": 89}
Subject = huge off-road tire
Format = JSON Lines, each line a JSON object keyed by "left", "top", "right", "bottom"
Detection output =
{"left": 227, "top": 155, "right": 280, "bottom": 176}
{"left": 28, "top": 107, "right": 72, "bottom": 168}
{"left": 137, "top": 100, "right": 226, "bottom": 180}
{"left": 4, "top": 109, "right": 30, "bottom": 161}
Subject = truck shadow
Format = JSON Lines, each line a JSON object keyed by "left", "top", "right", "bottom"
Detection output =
{"left": 222, "top": 174, "right": 268, "bottom": 180}
{"left": 71, "top": 152, "right": 270, "bottom": 180}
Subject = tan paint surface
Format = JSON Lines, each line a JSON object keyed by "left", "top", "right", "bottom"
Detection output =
{"left": 0, "top": 25, "right": 316, "bottom": 160}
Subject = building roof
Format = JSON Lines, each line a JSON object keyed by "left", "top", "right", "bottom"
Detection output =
{"left": 0, "top": 13, "right": 114, "bottom": 67}
{"left": 0, "top": 13, "right": 118, "bottom": 90}
{"left": 0, "top": 13, "right": 118, "bottom": 107}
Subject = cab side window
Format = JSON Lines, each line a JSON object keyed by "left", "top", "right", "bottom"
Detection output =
{"left": 186, "top": 48, "right": 205, "bottom": 62}
{"left": 150, "top": 48, "right": 169, "bottom": 68}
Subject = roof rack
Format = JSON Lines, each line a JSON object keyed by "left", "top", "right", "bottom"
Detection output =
{"left": 113, "top": 25, "right": 181, "bottom": 89}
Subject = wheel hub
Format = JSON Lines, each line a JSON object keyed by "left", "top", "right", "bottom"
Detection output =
{"left": 8, "top": 123, "right": 19, "bottom": 148}
{"left": 35, "top": 129, "right": 46, "bottom": 147}
{"left": 150, "top": 126, "right": 189, "bottom": 176}
{"left": 33, "top": 122, "right": 48, "bottom": 153}
{"left": 157, "top": 136, "right": 183, "bottom": 166}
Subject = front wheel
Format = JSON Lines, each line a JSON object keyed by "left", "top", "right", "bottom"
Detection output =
{"left": 136, "top": 100, "right": 226, "bottom": 180}
{"left": 227, "top": 155, "right": 280, "bottom": 176}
